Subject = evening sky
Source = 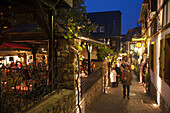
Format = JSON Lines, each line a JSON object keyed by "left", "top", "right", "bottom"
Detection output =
{"left": 85, "top": 0, "right": 143, "bottom": 34}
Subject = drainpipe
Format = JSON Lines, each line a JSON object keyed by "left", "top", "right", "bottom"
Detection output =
{"left": 87, "top": 43, "right": 92, "bottom": 75}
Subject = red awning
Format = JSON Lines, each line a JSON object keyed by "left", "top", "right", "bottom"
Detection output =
{"left": 0, "top": 43, "right": 30, "bottom": 50}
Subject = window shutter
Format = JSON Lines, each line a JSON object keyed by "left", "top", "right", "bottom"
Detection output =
{"left": 151, "top": 0, "right": 157, "bottom": 12}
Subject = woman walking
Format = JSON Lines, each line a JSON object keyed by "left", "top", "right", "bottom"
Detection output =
{"left": 110, "top": 68, "right": 117, "bottom": 87}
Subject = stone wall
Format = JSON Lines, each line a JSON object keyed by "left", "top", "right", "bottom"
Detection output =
{"left": 95, "top": 61, "right": 103, "bottom": 70}
{"left": 102, "top": 61, "right": 109, "bottom": 90}
{"left": 80, "top": 76, "right": 103, "bottom": 113}
{"left": 80, "top": 61, "right": 108, "bottom": 113}
{"left": 27, "top": 89, "right": 76, "bottom": 113}
{"left": 57, "top": 39, "right": 75, "bottom": 89}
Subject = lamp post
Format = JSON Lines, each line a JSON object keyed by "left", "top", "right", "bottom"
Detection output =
{"left": 87, "top": 43, "right": 92, "bottom": 75}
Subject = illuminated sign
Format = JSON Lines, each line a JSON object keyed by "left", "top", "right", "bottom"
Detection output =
{"left": 132, "top": 38, "right": 146, "bottom": 41}
{"left": 119, "top": 53, "right": 127, "bottom": 56}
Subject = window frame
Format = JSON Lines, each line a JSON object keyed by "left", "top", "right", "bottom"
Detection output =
{"left": 150, "top": 43, "right": 155, "bottom": 72}
{"left": 164, "top": 35, "right": 170, "bottom": 86}
{"left": 93, "top": 27, "right": 98, "bottom": 33}
{"left": 99, "top": 26, "right": 105, "bottom": 33}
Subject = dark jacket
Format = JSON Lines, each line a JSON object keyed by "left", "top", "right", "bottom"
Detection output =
{"left": 115, "top": 66, "right": 121, "bottom": 75}
{"left": 121, "top": 70, "right": 133, "bottom": 85}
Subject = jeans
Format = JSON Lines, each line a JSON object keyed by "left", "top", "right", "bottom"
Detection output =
{"left": 116, "top": 76, "right": 119, "bottom": 87}
{"left": 123, "top": 85, "right": 130, "bottom": 97}
{"left": 112, "top": 82, "right": 116, "bottom": 87}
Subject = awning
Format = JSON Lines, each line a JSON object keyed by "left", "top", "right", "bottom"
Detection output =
{"left": 77, "top": 36, "right": 107, "bottom": 45}
{"left": 0, "top": 43, "right": 31, "bottom": 50}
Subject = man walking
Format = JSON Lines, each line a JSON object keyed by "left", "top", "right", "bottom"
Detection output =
{"left": 121, "top": 66, "right": 133, "bottom": 99}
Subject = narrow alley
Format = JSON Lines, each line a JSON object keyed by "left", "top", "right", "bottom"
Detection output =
{"left": 87, "top": 72, "right": 163, "bottom": 113}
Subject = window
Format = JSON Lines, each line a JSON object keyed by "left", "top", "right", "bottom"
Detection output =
{"left": 93, "top": 27, "right": 97, "bottom": 33}
{"left": 159, "top": 39, "right": 165, "bottom": 78}
{"left": 151, "top": 18, "right": 157, "bottom": 36}
{"left": 100, "top": 26, "right": 105, "bottom": 32}
{"left": 130, "top": 44, "right": 135, "bottom": 50}
{"left": 167, "top": 1, "right": 169, "bottom": 24}
{"left": 150, "top": 43, "right": 155, "bottom": 72}
{"left": 164, "top": 37, "right": 170, "bottom": 85}
{"left": 151, "top": 0, "right": 157, "bottom": 12}
{"left": 145, "top": 12, "right": 148, "bottom": 29}
{"left": 112, "top": 40, "right": 116, "bottom": 46}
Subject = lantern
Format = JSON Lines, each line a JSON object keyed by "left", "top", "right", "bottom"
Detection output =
{"left": 136, "top": 42, "right": 142, "bottom": 48}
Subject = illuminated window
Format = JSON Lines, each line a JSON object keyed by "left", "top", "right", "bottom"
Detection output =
{"left": 130, "top": 44, "right": 135, "bottom": 50}
{"left": 100, "top": 26, "right": 105, "bottom": 32}
{"left": 159, "top": 39, "right": 165, "bottom": 78}
{"left": 93, "top": 27, "right": 97, "bottom": 33}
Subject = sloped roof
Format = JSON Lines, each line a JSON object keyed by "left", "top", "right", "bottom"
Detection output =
{"left": 87, "top": 11, "right": 122, "bottom": 38}
{"left": 137, "top": 3, "right": 148, "bottom": 24}
{"left": 125, "top": 26, "right": 141, "bottom": 41}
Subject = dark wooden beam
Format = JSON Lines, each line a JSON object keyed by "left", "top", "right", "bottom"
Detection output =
{"left": 0, "top": 20, "right": 7, "bottom": 33}
{"left": 33, "top": 0, "right": 51, "bottom": 39}
{"left": 0, "top": 32, "right": 47, "bottom": 42}
{"left": 0, "top": 6, "right": 37, "bottom": 14}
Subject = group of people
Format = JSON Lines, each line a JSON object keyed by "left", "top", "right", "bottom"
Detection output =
{"left": 110, "top": 59, "right": 133, "bottom": 99}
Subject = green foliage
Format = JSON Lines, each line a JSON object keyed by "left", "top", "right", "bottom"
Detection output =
{"left": 64, "top": 35, "right": 68, "bottom": 39}
{"left": 54, "top": 0, "right": 98, "bottom": 54}
{"left": 55, "top": 0, "right": 97, "bottom": 38}
{"left": 82, "top": 44, "right": 86, "bottom": 48}
{"left": 77, "top": 46, "right": 83, "bottom": 51}
{"left": 93, "top": 44, "right": 114, "bottom": 61}
{"left": 145, "top": 70, "right": 150, "bottom": 83}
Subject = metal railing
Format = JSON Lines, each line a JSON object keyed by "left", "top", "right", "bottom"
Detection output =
{"left": 0, "top": 61, "right": 61, "bottom": 113}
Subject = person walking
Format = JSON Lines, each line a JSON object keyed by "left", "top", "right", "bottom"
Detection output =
{"left": 110, "top": 67, "right": 117, "bottom": 87}
{"left": 115, "top": 64, "right": 121, "bottom": 87}
{"left": 121, "top": 66, "right": 133, "bottom": 99}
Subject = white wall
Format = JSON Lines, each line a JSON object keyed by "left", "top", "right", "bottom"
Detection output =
{"left": 150, "top": 27, "right": 170, "bottom": 108}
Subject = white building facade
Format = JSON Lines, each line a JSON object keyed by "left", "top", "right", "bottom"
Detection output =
{"left": 138, "top": 0, "right": 170, "bottom": 112}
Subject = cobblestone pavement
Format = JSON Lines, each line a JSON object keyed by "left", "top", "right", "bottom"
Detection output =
{"left": 86, "top": 72, "right": 163, "bottom": 113}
